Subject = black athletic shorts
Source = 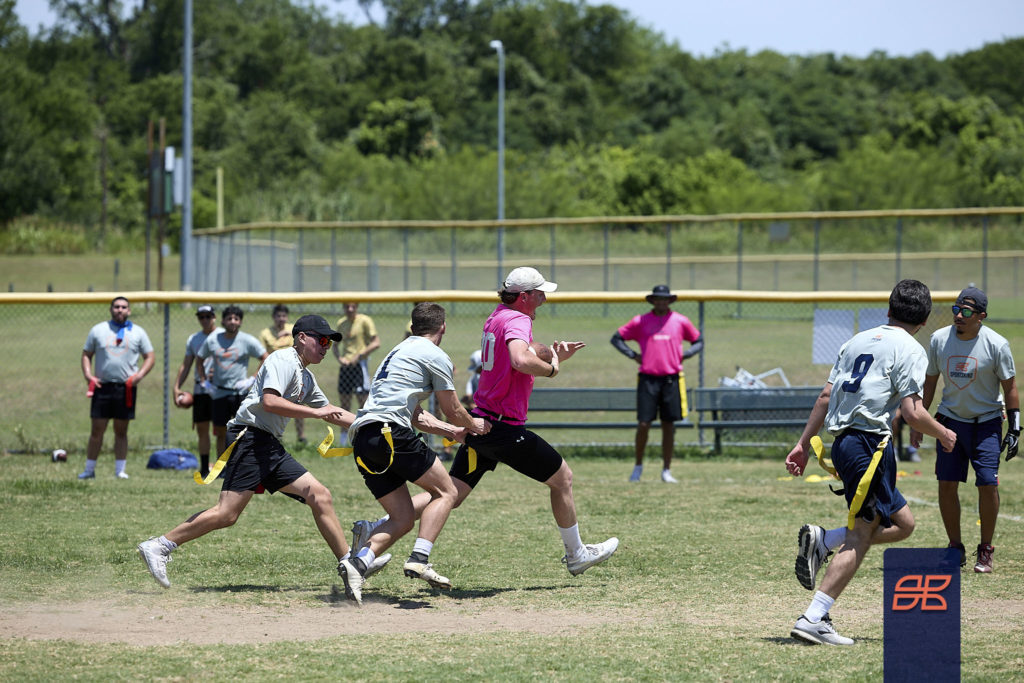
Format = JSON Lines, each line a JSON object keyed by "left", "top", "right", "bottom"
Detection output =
{"left": 352, "top": 422, "right": 437, "bottom": 499}
{"left": 636, "top": 373, "right": 682, "bottom": 424}
{"left": 221, "top": 425, "right": 308, "bottom": 498}
{"left": 449, "top": 419, "right": 563, "bottom": 489}
{"left": 192, "top": 393, "right": 213, "bottom": 424}
{"left": 90, "top": 382, "right": 136, "bottom": 421}
{"left": 212, "top": 394, "right": 244, "bottom": 427}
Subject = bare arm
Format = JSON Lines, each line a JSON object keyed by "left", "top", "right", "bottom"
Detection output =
{"left": 784, "top": 382, "right": 832, "bottom": 476}
{"left": 261, "top": 391, "right": 355, "bottom": 428}
{"left": 509, "top": 338, "right": 559, "bottom": 378}
{"left": 131, "top": 351, "right": 156, "bottom": 384}
{"left": 173, "top": 354, "right": 195, "bottom": 395}
{"left": 361, "top": 335, "right": 381, "bottom": 359}
{"left": 1001, "top": 376, "right": 1019, "bottom": 412}
{"left": 909, "top": 374, "right": 940, "bottom": 447}
{"left": 901, "top": 393, "right": 956, "bottom": 452}
{"left": 81, "top": 350, "right": 97, "bottom": 386}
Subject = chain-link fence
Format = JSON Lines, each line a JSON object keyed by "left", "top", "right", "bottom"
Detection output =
{"left": 5, "top": 289, "right": 1020, "bottom": 457}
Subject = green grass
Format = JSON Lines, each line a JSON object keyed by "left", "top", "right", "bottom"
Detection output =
{"left": 1, "top": 450, "right": 1022, "bottom": 680}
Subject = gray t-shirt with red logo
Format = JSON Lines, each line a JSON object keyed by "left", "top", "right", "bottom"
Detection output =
{"left": 927, "top": 325, "right": 1015, "bottom": 422}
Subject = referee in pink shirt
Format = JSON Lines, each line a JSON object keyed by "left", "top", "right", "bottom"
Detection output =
{"left": 612, "top": 285, "right": 703, "bottom": 483}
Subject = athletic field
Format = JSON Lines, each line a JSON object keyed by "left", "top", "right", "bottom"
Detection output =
{"left": 1, "top": 449, "right": 1021, "bottom": 680}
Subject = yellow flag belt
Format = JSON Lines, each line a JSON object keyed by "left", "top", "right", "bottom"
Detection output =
{"left": 810, "top": 433, "right": 890, "bottom": 530}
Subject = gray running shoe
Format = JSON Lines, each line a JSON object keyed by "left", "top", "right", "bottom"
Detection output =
{"left": 337, "top": 558, "right": 364, "bottom": 605}
{"left": 364, "top": 552, "right": 392, "bottom": 579}
{"left": 137, "top": 538, "right": 172, "bottom": 588}
{"left": 403, "top": 560, "right": 452, "bottom": 589}
{"left": 351, "top": 520, "right": 372, "bottom": 551}
{"left": 791, "top": 613, "right": 854, "bottom": 646}
{"left": 795, "top": 524, "right": 831, "bottom": 590}
{"left": 563, "top": 537, "right": 619, "bottom": 576}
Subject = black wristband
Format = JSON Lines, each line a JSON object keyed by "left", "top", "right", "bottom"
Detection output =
{"left": 548, "top": 364, "right": 556, "bottom": 377}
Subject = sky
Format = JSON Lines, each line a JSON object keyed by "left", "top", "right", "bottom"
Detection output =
{"left": 15, "top": 0, "right": 1024, "bottom": 59}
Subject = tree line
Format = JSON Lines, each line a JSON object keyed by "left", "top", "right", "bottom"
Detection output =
{"left": 1, "top": 0, "right": 1022, "bottom": 250}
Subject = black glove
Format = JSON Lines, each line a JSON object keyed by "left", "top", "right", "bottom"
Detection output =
{"left": 1001, "top": 409, "right": 1020, "bottom": 461}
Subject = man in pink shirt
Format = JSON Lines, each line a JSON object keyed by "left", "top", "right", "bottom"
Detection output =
{"left": 611, "top": 285, "right": 703, "bottom": 483}
{"left": 391, "top": 267, "right": 619, "bottom": 577}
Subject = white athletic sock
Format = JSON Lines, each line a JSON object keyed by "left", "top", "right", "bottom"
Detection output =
{"left": 805, "top": 590, "right": 835, "bottom": 622}
{"left": 355, "top": 546, "right": 376, "bottom": 569}
{"left": 82, "top": 459, "right": 96, "bottom": 475}
{"left": 823, "top": 527, "right": 847, "bottom": 552}
{"left": 158, "top": 536, "right": 177, "bottom": 552}
{"left": 558, "top": 523, "right": 585, "bottom": 559}
{"left": 412, "top": 537, "right": 433, "bottom": 558}
{"left": 114, "top": 459, "right": 127, "bottom": 475}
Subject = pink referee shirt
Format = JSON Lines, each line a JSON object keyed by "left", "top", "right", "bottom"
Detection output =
{"left": 473, "top": 305, "right": 534, "bottom": 423}
{"left": 618, "top": 311, "right": 700, "bottom": 376}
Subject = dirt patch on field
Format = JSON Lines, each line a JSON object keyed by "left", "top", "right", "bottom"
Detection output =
{"left": 0, "top": 597, "right": 631, "bottom": 645}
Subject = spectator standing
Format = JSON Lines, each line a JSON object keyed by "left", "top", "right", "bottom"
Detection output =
{"left": 784, "top": 280, "right": 956, "bottom": 646}
{"left": 79, "top": 296, "right": 155, "bottom": 480}
{"left": 258, "top": 304, "right": 305, "bottom": 444}
{"left": 198, "top": 305, "right": 268, "bottom": 457}
{"left": 611, "top": 285, "right": 703, "bottom": 484}
{"left": 911, "top": 286, "right": 1019, "bottom": 573}
{"left": 334, "top": 302, "right": 381, "bottom": 414}
{"left": 173, "top": 304, "right": 221, "bottom": 477}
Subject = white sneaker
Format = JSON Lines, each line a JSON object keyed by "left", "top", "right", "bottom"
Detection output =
{"left": 790, "top": 613, "right": 854, "bottom": 645}
{"left": 337, "top": 558, "right": 364, "bottom": 605}
{"left": 364, "top": 553, "right": 392, "bottom": 578}
{"left": 563, "top": 537, "right": 619, "bottom": 576}
{"left": 661, "top": 469, "right": 678, "bottom": 484}
{"left": 629, "top": 466, "right": 642, "bottom": 483}
{"left": 795, "top": 524, "right": 831, "bottom": 590}
{"left": 137, "top": 538, "right": 172, "bottom": 588}
{"left": 403, "top": 560, "right": 452, "bottom": 589}
{"left": 116, "top": 471, "right": 130, "bottom": 479}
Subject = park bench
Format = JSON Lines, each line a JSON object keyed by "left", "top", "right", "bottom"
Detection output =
{"left": 523, "top": 385, "right": 821, "bottom": 453}
{"left": 693, "top": 386, "right": 821, "bottom": 453}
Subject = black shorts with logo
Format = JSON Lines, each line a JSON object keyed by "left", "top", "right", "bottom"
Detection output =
{"left": 636, "top": 373, "right": 682, "bottom": 423}
{"left": 449, "top": 419, "right": 563, "bottom": 489}
{"left": 221, "top": 425, "right": 308, "bottom": 497}
{"left": 352, "top": 422, "right": 438, "bottom": 499}
{"left": 90, "top": 382, "right": 136, "bottom": 421}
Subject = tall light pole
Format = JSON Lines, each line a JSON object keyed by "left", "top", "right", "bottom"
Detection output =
{"left": 489, "top": 39, "right": 505, "bottom": 283}
{"left": 181, "top": 0, "right": 193, "bottom": 291}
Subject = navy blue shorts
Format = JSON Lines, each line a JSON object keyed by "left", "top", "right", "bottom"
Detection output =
{"left": 220, "top": 425, "right": 308, "bottom": 498}
{"left": 90, "top": 382, "right": 136, "bottom": 421}
{"left": 352, "top": 422, "right": 438, "bottom": 499}
{"left": 636, "top": 373, "right": 682, "bottom": 423}
{"left": 831, "top": 429, "right": 906, "bottom": 529}
{"left": 450, "top": 420, "right": 563, "bottom": 489}
{"left": 934, "top": 415, "right": 1001, "bottom": 487}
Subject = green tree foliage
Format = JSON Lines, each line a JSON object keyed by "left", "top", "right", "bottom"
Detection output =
{"left": 1, "top": 0, "right": 1022, "bottom": 241}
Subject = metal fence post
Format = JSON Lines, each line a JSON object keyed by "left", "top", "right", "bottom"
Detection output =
{"left": 330, "top": 229, "right": 338, "bottom": 292}
{"left": 895, "top": 217, "right": 902, "bottom": 283}
{"left": 403, "top": 228, "right": 410, "bottom": 292}
{"left": 983, "top": 215, "right": 989, "bottom": 291}
{"left": 297, "top": 230, "right": 304, "bottom": 292}
{"left": 603, "top": 223, "right": 610, "bottom": 318}
{"left": 736, "top": 221, "right": 743, "bottom": 318}
{"left": 270, "top": 228, "right": 276, "bottom": 292}
{"left": 665, "top": 222, "right": 672, "bottom": 287}
{"left": 163, "top": 301, "right": 170, "bottom": 447}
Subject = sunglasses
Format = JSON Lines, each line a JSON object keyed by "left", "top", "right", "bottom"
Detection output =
{"left": 951, "top": 305, "right": 978, "bottom": 318}
{"left": 305, "top": 333, "right": 331, "bottom": 348}
{"left": 197, "top": 314, "right": 215, "bottom": 320}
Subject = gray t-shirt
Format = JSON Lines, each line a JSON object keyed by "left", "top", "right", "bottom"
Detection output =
{"left": 197, "top": 330, "right": 265, "bottom": 399}
{"left": 229, "top": 348, "right": 329, "bottom": 439}
{"left": 927, "top": 325, "right": 1015, "bottom": 422}
{"left": 83, "top": 320, "right": 154, "bottom": 383}
{"left": 825, "top": 325, "right": 927, "bottom": 436}
{"left": 186, "top": 327, "right": 222, "bottom": 395}
{"left": 349, "top": 336, "right": 456, "bottom": 439}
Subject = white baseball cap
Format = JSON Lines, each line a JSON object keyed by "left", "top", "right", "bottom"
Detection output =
{"left": 503, "top": 267, "right": 557, "bottom": 293}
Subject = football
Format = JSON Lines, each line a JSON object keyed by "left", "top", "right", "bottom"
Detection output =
{"left": 175, "top": 391, "right": 194, "bottom": 408}
{"left": 529, "top": 341, "right": 554, "bottom": 363}
{"left": 51, "top": 448, "right": 67, "bottom": 462}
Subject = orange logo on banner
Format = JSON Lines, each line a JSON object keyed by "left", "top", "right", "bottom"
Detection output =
{"left": 892, "top": 574, "right": 952, "bottom": 611}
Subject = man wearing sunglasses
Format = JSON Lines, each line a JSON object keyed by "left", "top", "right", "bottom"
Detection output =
{"left": 173, "top": 304, "right": 221, "bottom": 477}
{"left": 911, "top": 286, "right": 1018, "bottom": 573}
{"left": 138, "top": 315, "right": 390, "bottom": 589}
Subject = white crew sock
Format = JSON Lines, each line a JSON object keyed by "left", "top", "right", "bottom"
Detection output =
{"left": 823, "top": 527, "right": 847, "bottom": 552}
{"left": 558, "top": 523, "right": 585, "bottom": 559}
{"left": 355, "top": 546, "right": 376, "bottom": 571}
{"left": 412, "top": 537, "right": 434, "bottom": 558}
{"left": 805, "top": 590, "right": 835, "bottom": 622}
{"left": 158, "top": 535, "right": 177, "bottom": 552}
{"left": 114, "top": 459, "right": 127, "bottom": 476}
